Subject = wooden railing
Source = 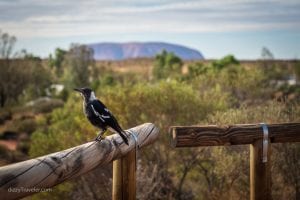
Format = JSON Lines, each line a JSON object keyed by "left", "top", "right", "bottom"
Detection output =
{"left": 170, "top": 123, "right": 300, "bottom": 200}
{"left": 0, "top": 123, "right": 159, "bottom": 200}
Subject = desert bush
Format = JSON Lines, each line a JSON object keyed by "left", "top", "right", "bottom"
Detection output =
{"left": 0, "top": 145, "right": 12, "bottom": 161}
{"left": 17, "top": 140, "right": 30, "bottom": 154}
{"left": 31, "top": 99, "right": 64, "bottom": 114}
{"left": 0, "top": 109, "right": 12, "bottom": 124}
{"left": 152, "top": 50, "right": 183, "bottom": 80}
{"left": 13, "top": 118, "right": 37, "bottom": 134}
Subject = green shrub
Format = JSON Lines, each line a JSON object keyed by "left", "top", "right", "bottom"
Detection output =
{"left": 152, "top": 50, "right": 183, "bottom": 79}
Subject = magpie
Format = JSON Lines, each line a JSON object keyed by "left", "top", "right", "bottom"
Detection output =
{"left": 74, "top": 87, "right": 129, "bottom": 145}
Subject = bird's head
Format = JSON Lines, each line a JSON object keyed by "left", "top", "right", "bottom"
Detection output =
{"left": 74, "top": 87, "right": 96, "bottom": 102}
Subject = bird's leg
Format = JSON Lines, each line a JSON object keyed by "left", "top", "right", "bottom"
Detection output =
{"left": 95, "top": 129, "right": 106, "bottom": 142}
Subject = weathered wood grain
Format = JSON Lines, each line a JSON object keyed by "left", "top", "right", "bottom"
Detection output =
{"left": 171, "top": 123, "right": 300, "bottom": 147}
{"left": 112, "top": 159, "right": 123, "bottom": 200}
{"left": 0, "top": 123, "right": 159, "bottom": 200}
{"left": 250, "top": 139, "right": 272, "bottom": 200}
{"left": 112, "top": 149, "right": 136, "bottom": 200}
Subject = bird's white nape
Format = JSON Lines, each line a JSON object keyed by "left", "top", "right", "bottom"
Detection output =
{"left": 89, "top": 91, "right": 97, "bottom": 101}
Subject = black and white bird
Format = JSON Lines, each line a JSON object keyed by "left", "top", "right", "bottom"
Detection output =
{"left": 74, "top": 87, "right": 129, "bottom": 145}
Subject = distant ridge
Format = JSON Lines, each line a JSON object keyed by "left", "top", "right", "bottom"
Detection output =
{"left": 88, "top": 42, "right": 204, "bottom": 60}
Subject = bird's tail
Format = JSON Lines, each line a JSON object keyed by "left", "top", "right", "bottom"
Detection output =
{"left": 119, "top": 131, "right": 129, "bottom": 145}
{"left": 111, "top": 122, "right": 129, "bottom": 145}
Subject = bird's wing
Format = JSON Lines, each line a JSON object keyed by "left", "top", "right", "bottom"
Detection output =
{"left": 90, "top": 100, "right": 119, "bottom": 125}
{"left": 89, "top": 100, "right": 112, "bottom": 122}
{"left": 97, "top": 101, "right": 123, "bottom": 129}
{"left": 90, "top": 100, "right": 129, "bottom": 145}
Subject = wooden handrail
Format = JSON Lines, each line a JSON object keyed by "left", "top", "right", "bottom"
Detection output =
{"left": 170, "top": 122, "right": 300, "bottom": 200}
{"left": 0, "top": 123, "right": 159, "bottom": 200}
{"left": 171, "top": 123, "right": 300, "bottom": 147}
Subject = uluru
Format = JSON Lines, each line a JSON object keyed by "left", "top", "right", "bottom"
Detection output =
{"left": 88, "top": 42, "right": 204, "bottom": 60}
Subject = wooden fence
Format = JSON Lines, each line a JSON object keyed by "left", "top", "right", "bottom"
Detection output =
{"left": 170, "top": 122, "right": 300, "bottom": 200}
{"left": 1, "top": 122, "right": 298, "bottom": 199}
{"left": 0, "top": 123, "right": 159, "bottom": 200}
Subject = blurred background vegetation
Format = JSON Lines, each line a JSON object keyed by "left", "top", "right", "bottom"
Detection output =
{"left": 0, "top": 30, "right": 299, "bottom": 200}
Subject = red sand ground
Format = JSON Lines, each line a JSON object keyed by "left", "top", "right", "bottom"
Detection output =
{"left": 0, "top": 140, "right": 17, "bottom": 151}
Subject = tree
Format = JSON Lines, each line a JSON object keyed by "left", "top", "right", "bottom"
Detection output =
{"left": 23, "top": 55, "right": 52, "bottom": 100}
{"left": 63, "top": 44, "right": 95, "bottom": 88}
{"left": 293, "top": 61, "right": 300, "bottom": 84}
{"left": 0, "top": 30, "right": 17, "bottom": 107}
{"left": 49, "top": 48, "right": 67, "bottom": 76}
{"left": 0, "top": 31, "right": 51, "bottom": 107}
{"left": 0, "top": 29, "right": 16, "bottom": 59}
{"left": 152, "top": 50, "right": 183, "bottom": 79}
{"left": 211, "top": 54, "right": 239, "bottom": 71}
{"left": 261, "top": 47, "right": 274, "bottom": 60}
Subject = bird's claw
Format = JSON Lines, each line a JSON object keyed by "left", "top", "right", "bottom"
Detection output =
{"left": 95, "top": 135, "right": 103, "bottom": 142}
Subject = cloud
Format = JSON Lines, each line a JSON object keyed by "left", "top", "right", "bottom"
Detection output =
{"left": 1, "top": 0, "right": 300, "bottom": 38}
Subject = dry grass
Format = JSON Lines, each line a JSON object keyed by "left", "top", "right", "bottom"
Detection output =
{"left": 95, "top": 58, "right": 297, "bottom": 77}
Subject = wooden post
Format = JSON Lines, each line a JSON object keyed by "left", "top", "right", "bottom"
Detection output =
{"left": 122, "top": 149, "right": 136, "bottom": 200}
{"left": 250, "top": 140, "right": 272, "bottom": 200}
{"left": 112, "top": 159, "right": 123, "bottom": 200}
{"left": 112, "top": 149, "right": 136, "bottom": 200}
{"left": 0, "top": 123, "right": 159, "bottom": 200}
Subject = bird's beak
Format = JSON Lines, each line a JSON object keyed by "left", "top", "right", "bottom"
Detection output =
{"left": 74, "top": 88, "right": 83, "bottom": 93}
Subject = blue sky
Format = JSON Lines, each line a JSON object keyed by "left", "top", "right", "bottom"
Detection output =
{"left": 1, "top": 0, "right": 300, "bottom": 59}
